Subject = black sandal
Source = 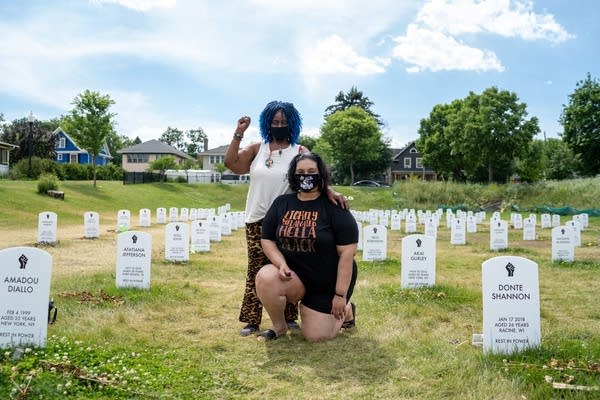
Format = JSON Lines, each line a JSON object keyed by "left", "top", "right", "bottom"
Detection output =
{"left": 342, "top": 303, "right": 356, "bottom": 329}
{"left": 257, "top": 329, "right": 280, "bottom": 341}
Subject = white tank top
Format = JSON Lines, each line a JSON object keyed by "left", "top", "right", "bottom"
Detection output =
{"left": 245, "top": 142, "right": 300, "bottom": 223}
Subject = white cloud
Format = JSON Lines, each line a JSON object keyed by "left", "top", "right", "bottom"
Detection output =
{"left": 393, "top": 24, "right": 504, "bottom": 73}
{"left": 416, "top": 0, "right": 574, "bottom": 43}
{"left": 90, "top": 0, "right": 176, "bottom": 12}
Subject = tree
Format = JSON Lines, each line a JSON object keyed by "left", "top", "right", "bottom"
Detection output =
{"left": 544, "top": 138, "right": 582, "bottom": 179}
{"left": 515, "top": 139, "right": 545, "bottom": 182}
{"left": 319, "top": 107, "right": 390, "bottom": 184}
{"left": 298, "top": 135, "right": 317, "bottom": 150}
{"left": 324, "top": 86, "right": 383, "bottom": 126}
{"left": 185, "top": 127, "right": 207, "bottom": 155}
{"left": 67, "top": 90, "right": 116, "bottom": 187}
{"left": 417, "top": 87, "right": 539, "bottom": 183}
{"left": 560, "top": 73, "right": 600, "bottom": 176}
{"left": 160, "top": 127, "right": 185, "bottom": 151}
{"left": 149, "top": 156, "right": 177, "bottom": 174}
{"left": 0, "top": 117, "right": 58, "bottom": 177}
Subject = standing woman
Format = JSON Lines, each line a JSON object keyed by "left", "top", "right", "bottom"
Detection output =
{"left": 225, "top": 101, "right": 346, "bottom": 336}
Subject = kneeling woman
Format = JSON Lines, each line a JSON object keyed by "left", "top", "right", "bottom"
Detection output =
{"left": 256, "top": 153, "right": 357, "bottom": 342}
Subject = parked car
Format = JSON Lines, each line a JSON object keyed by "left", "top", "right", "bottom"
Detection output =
{"left": 220, "top": 173, "right": 250, "bottom": 184}
{"left": 351, "top": 180, "right": 389, "bottom": 187}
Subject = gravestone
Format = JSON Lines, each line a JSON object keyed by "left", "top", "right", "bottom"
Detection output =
{"left": 401, "top": 234, "right": 436, "bottom": 288}
{"left": 490, "top": 220, "right": 508, "bottom": 251}
{"left": 551, "top": 214, "right": 560, "bottom": 228}
{"left": 208, "top": 215, "right": 222, "bottom": 242}
{"left": 221, "top": 213, "right": 232, "bottom": 236}
{"left": 466, "top": 215, "right": 477, "bottom": 233}
{"left": 512, "top": 213, "right": 523, "bottom": 229}
{"left": 191, "top": 220, "right": 210, "bottom": 252}
{"left": 405, "top": 214, "right": 417, "bottom": 234}
{"left": 566, "top": 220, "right": 581, "bottom": 247}
{"left": 139, "top": 208, "right": 151, "bottom": 227}
{"left": 579, "top": 213, "right": 589, "bottom": 229}
{"left": 522, "top": 217, "right": 536, "bottom": 241}
{"left": 356, "top": 220, "right": 363, "bottom": 251}
{"left": 189, "top": 208, "right": 198, "bottom": 222}
{"left": 116, "top": 209, "right": 131, "bottom": 232}
{"left": 37, "top": 211, "right": 57, "bottom": 244}
{"left": 0, "top": 247, "right": 52, "bottom": 348}
{"left": 424, "top": 216, "right": 437, "bottom": 239}
{"left": 165, "top": 223, "right": 190, "bottom": 262}
{"left": 552, "top": 226, "right": 575, "bottom": 262}
{"left": 482, "top": 256, "right": 541, "bottom": 354}
{"left": 168, "top": 207, "right": 178, "bottom": 223}
{"left": 540, "top": 213, "right": 551, "bottom": 229}
{"left": 83, "top": 211, "right": 100, "bottom": 239}
{"left": 450, "top": 218, "right": 466, "bottom": 245}
{"left": 116, "top": 231, "right": 152, "bottom": 289}
{"left": 156, "top": 207, "right": 167, "bottom": 224}
{"left": 362, "top": 225, "right": 387, "bottom": 261}
{"left": 180, "top": 207, "right": 189, "bottom": 222}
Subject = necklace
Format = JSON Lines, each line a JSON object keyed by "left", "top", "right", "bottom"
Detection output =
{"left": 265, "top": 144, "right": 284, "bottom": 168}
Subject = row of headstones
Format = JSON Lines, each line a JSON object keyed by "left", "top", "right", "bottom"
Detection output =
{"left": 37, "top": 205, "right": 245, "bottom": 245}
{"left": 352, "top": 208, "right": 589, "bottom": 234}
{"left": 0, "top": 242, "right": 539, "bottom": 356}
{"left": 400, "top": 234, "right": 540, "bottom": 354}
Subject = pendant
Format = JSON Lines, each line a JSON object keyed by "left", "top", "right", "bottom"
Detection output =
{"left": 265, "top": 157, "right": 274, "bottom": 168}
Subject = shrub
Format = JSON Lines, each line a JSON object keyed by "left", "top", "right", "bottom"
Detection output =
{"left": 37, "top": 173, "right": 59, "bottom": 194}
{"left": 62, "top": 163, "right": 91, "bottom": 180}
{"left": 9, "top": 157, "right": 63, "bottom": 180}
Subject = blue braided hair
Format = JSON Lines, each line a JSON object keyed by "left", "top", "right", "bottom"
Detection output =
{"left": 258, "top": 101, "right": 302, "bottom": 144}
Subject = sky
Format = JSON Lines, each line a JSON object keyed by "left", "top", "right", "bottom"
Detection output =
{"left": 0, "top": 0, "right": 598, "bottom": 150}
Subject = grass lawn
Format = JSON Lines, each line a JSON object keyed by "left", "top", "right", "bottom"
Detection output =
{"left": 0, "top": 180, "right": 599, "bottom": 399}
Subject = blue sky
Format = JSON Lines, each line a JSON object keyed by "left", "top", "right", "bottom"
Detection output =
{"left": 0, "top": 0, "right": 597, "bottom": 150}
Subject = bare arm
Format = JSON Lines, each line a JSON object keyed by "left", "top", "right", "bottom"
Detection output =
{"left": 261, "top": 238, "right": 293, "bottom": 281}
{"left": 224, "top": 116, "right": 260, "bottom": 174}
{"left": 332, "top": 243, "right": 357, "bottom": 319}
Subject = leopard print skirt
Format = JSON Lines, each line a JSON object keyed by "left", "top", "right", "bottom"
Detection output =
{"left": 238, "top": 220, "right": 298, "bottom": 325}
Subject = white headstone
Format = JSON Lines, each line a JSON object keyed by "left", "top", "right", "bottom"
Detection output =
{"left": 566, "top": 220, "right": 581, "bottom": 247}
{"left": 117, "top": 209, "right": 131, "bottom": 232}
{"left": 179, "top": 207, "right": 189, "bottom": 222}
{"left": 189, "top": 208, "right": 198, "bottom": 222}
{"left": 552, "top": 226, "right": 575, "bottom": 262}
{"left": 0, "top": 247, "right": 52, "bottom": 348}
{"left": 401, "top": 234, "right": 436, "bottom": 288}
{"left": 405, "top": 214, "right": 417, "bottom": 234}
{"left": 522, "top": 217, "right": 536, "bottom": 241}
{"left": 139, "top": 208, "right": 151, "bottom": 227}
{"left": 356, "top": 220, "right": 363, "bottom": 251}
{"left": 450, "top": 218, "right": 466, "bottom": 245}
{"left": 191, "top": 220, "right": 210, "bottom": 252}
{"left": 37, "top": 211, "right": 58, "bottom": 244}
{"left": 362, "top": 225, "right": 387, "bottom": 261}
{"left": 512, "top": 213, "right": 523, "bottom": 229}
{"left": 116, "top": 231, "right": 152, "bottom": 289}
{"left": 208, "top": 215, "right": 222, "bottom": 242}
{"left": 466, "top": 215, "right": 477, "bottom": 233}
{"left": 490, "top": 220, "right": 508, "bottom": 251}
{"left": 540, "top": 214, "right": 551, "bottom": 229}
{"left": 424, "top": 216, "right": 438, "bottom": 239}
{"left": 168, "top": 207, "right": 178, "bottom": 223}
{"left": 482, "top": 256, "right": 541, "bottom": 354}
{"left": 156, "top": 207, "right": 167, "bottom": 224}
{"left": 221, "top": 213, "right": 232, "bottom": 236}
{"left": 83, "top": 211, "right": 100, "bottom": 239}
{"left": 551, "top": 214, "right": 560, "bottom": 227}
{"left": 579, "top": 213, "right": 589, "bottom": 229}
{"left": 165, "top": 223, "right": 190, "bottom": 262}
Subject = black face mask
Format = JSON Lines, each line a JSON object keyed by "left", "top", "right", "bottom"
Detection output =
{"left": 270, "top": 126, "right": 289, "bottom": 141}
{"left": 294, "top": 173, "right": 322, "bottom": 192}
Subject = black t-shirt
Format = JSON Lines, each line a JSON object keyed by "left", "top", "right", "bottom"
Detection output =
{"left": 262, "top": 193, "right": 358, "bottom": 294}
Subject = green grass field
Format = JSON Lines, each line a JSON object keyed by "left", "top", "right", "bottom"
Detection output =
{"left": 0, "top": 179, "right": 599, "bottom": 399}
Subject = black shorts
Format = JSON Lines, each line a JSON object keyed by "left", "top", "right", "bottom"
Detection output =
{"left": 299, "top": 263, "right": 358, "bottom": 314}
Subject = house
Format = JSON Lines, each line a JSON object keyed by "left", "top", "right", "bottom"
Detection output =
{"left": 197, "top": 144, "right": 228, "bottom": 171}
{"left": 118, "top": 139, "right": 194, "bottom": 172}
{"left": 390, "top": 141, "right": 437, "bottom": 182}
{"left": 0, "top": 140, "right": 19, "bottom": 177}
{"left": 53, "top": 128, "right": 112, "bottom": 166}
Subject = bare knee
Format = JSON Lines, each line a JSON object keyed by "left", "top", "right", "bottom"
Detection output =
{"left": 255, "top": 264, "right": 279, "bottom": 288}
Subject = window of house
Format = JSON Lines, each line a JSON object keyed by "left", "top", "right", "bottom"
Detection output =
{"left": 0, "top": 149, "right": 8, "bottom": 165}
{"left": 57, "top": 154, "right": 63, "bottom": 161}
{"left": 210, "top": 155, "right": 224, "bottom": 164}
{"left": 410, "top": 148, "right": 418, "bottom": 153}
{"left": 127, "top": 154, "right": 149, "bottom": 163}
{"left": 70, "top": 154, "right": 78, "bottom": 164}
{"left": 404, "top": 157, "right": 411, "bottom": 168}
{"left": 416, "top": 158, "right": 423, "bottom": 169}
{"left": 56, "top": 137, "right": 66, "bottom": 149}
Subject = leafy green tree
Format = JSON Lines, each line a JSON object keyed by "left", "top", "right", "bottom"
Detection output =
{"left": 160, "top": 127, "right": 185, "bottom": 151}
{"left": 324, "top": 86, "right": 383, "bottom": 126}
{"left": 544, "top": 138, "right": 582, "bottom": 179}
{"left": 185, "top": 127, "right": 207, "bottom": 155}
{"left": 67, "top": 90, "right": 116, "bottom": 187}
{"left": 515, "top": 139, "right": 545, "bottom": 182}
{"left": 417, "top": 87, "right": 539, "bottom": 183}
{"left": 1, "top": 117, "right": 58, "bottom": 177}
{"left": 298, "top": 135, "right": 317, "bottom": 150}
{"left": 560, "top": 73, "right": 600, "bottom": 176}
{"left": 319, "top": 107, "right": 390, "bottom": 184}
{"left": 213, "top": 162, "right": 227, "bottom": 174}
{"left": 148, "top": 156, "right": 177, "bottom": 174}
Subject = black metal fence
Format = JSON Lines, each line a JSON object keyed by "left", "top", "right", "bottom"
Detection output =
{"left": 123, "top": 172, "right": 164, "bottom": 184}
